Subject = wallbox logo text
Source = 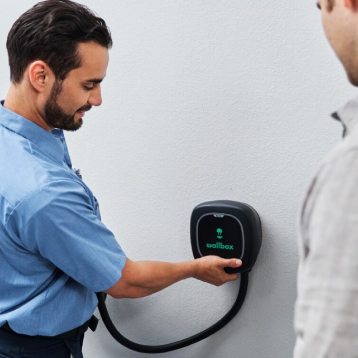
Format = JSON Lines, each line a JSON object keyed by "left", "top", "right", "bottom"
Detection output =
{"left": 206, "top": 242, "right": 234, "bottom": 250}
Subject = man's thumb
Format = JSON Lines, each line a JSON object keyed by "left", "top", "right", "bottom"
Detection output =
{"left": 224, "top": 258, "right": 242, "bottom": 268}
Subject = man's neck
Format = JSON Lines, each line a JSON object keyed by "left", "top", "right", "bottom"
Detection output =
{"left": 4, "top": 83, "right": 53, "bottom": 132}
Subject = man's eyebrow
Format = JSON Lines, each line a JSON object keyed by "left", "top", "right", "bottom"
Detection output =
{"left": 84, "top": 77, "right": 105, "bottom": 84}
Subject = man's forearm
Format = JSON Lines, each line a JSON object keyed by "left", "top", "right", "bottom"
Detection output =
{"left": 105, "top": 256, "right": 241, "bottom": 299}
{"left": 105, "top": 259, "right": 196, "bottom": 299}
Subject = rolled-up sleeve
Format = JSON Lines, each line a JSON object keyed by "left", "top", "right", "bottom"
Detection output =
{"left": 294, "top": 149, "right": 358, "bottom": 357}
{"left": 5, "top": 179, "right": 126, "bottom": 292}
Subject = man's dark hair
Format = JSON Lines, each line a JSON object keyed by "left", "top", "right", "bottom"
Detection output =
{"left": 7, "top": 0, "right": 113, "bottom": 83}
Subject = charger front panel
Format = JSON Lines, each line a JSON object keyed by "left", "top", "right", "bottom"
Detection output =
{"left": 197, "top": 213, "right": 244, "bottom": 260}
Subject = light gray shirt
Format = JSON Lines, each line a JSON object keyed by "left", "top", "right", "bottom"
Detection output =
{"left": 294, "top": 96, "right": 358, "bottom": 358}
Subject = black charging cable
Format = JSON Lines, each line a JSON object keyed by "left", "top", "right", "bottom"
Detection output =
{"left": 96, "top": 272, "right": 248, "bottom": 354}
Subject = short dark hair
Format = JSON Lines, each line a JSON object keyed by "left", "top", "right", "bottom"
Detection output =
{"left": 7, "top": 0, "right": 113, "bottom": 83}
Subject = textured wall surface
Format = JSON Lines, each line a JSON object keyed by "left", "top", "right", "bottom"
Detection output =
{"left": 1, "top": 1, "right": 357, "bottom": 357}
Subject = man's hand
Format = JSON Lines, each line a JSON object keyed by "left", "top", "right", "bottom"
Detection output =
{"left": 105, "top": 256, "right": 242, "bottom": 299}
{"left": 193, "top": 256, "right": 242, "bottom": 286}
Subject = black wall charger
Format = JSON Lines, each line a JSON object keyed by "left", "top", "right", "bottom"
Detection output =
{"left": 191, "top": 200, "right": 262, "bottom": 273}
{"left": 96, "top": 200, "right": 262, "bottom": 354}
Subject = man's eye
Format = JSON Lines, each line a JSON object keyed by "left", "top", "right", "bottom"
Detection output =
{"left": 83, "top": 85, "right": 94, "bottom": 91}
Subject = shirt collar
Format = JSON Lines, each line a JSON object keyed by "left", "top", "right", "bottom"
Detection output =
{"left": 331, "top": 95, "right": 358, "bottom": 137}
{"left": 0, "top": 100, "right": 65, "bottom": 164}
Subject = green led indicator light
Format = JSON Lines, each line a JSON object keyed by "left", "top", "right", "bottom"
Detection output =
{"left": 217, "top": 228, "right": 223, "bottom": 239}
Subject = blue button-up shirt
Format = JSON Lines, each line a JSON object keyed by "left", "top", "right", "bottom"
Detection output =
{"left": 0, "top": 101, "right": 126, "bottom": 336}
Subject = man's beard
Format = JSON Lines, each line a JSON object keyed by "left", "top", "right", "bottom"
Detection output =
{"left": 43, "top": 81, "right": 91, "bottom": 132}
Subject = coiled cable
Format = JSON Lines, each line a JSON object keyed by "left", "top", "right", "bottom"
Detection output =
{"left": 96, "top": 272, "right": 248, "bottom": 354}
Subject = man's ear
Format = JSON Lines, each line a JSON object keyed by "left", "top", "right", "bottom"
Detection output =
{"left": 344, "top": 0, "right": 358, "bottom": 11}
{"left": 28, "top": 61, "right": 54, "bottom": 93}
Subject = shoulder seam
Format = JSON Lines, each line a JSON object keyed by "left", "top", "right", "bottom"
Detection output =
{"left": 5, "top": 179, "right": 89, "bottom": 225}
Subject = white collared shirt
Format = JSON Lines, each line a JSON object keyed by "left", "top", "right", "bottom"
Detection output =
{"left": 294, "top": 96, "right": 358, "bottom": 357}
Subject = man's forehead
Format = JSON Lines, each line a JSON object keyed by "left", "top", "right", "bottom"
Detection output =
{"left": 72, "top": 42, "right": 109, "bottom": 80}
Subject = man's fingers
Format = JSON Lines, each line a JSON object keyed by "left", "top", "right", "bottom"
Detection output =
{"left": 222, "top": 258, "right": 242, "bottom": 268}
{"left": 227, "top": 273, "right": 239, "bottom": 281}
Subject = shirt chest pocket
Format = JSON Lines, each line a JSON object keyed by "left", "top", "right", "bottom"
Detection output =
{"left": 73, "top": 169, "right": 101, "bottom": 221}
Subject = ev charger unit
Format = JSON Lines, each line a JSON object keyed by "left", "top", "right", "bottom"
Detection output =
{"left": 191, "top": 200, "right": 262, "bottom": 274}
{"left": 96, "top": 200, "right": 262, "bottom": 354}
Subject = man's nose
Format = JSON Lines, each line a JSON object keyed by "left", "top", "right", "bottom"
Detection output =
{"left": 88, "top": 86, "right": 102, "bottom": 106}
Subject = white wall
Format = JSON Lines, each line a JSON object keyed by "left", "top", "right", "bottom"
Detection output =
{"left": 1, "top": 1, "right": 357, "bottom": 357}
